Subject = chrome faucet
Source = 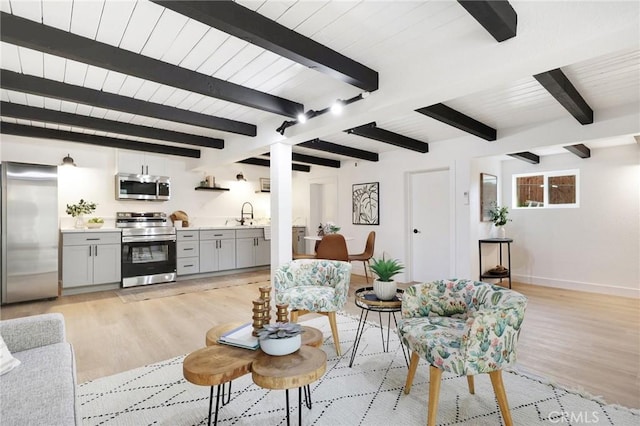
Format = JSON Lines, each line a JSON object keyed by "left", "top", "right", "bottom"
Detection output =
{"left": 238, "top": 202, "right": 254, "bottom": 226}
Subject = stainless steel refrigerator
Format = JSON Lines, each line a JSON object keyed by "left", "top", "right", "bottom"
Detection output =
{"left": 1, "top": 162, "right": 59, "bottom": 304}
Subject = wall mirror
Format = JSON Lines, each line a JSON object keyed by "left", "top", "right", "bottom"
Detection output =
{"left": 480, "top": 173, "right": 497, "bottom": 222}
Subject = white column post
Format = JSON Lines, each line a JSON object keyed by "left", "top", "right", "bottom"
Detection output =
{"left": 270, "top": 143, "right": 293, "bottom": 281}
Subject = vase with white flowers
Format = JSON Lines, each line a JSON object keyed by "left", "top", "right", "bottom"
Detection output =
{"left": 488, "top": 202, "right": 511, "bottom": 238}
{"left": 66, "top": 199, "right": 97, "bottom": 229}
{"left": 317, "top": 222, "right": 340, "bottom": 236}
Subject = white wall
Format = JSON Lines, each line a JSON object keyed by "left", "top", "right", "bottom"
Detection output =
{"left": 292, "top": 142, "right": 640, "bottom": 297}
{"left": 0, "top": 135, "right": 275, "bottom": 228}
{"left": 502, "top": 144, "right": 639, "bottom": 297}
{"left": 294, "top": 143, "right": 471, "bottom": 282}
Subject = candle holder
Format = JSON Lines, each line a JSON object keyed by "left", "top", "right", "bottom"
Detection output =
{"left": 252, "top": 298, "right": 267, "bottom": 336}
{"left": 276, "top": 303, "right": 290, "bottom": 323}
{"left": 259, "top": 286, "right": 272, "bottom": 324}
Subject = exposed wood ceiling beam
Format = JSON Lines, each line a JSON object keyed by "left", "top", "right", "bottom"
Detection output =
{"left": 238, "top": 157, "right": 311, "bottom": 173}
{"left": 0, "top": 12, "right": 303, "bottom": 119}
{"left": 154, "top": 0, "right": 379, "bottom": 92}
{"left": 457, "top": 0, "right": 517, "bottom": 42}
{"left": 299, "top": 139, "right": 379, "bottom": 162}
{"left": 508, "top": 151, "right": 539, "bottom": 164}
{"left": 533, "top": 68, "right": 594, "bottom": 125}
{"left": 0, "top": 102, "right": 224, "bottom": 149}
{"left": 416, "top": 103, "right": 497, "bottom": 141}
{"left": 1, "top": 70, "right": 256, "bottom": 136}
{"left": 564, "top": 144, "right": 591, "bottom": 159}
{"left": 0, "top": 122, "right": 200, "bottom": 158}
{"left": 265, "top": 152, "right": 340, "bottom": 168}
{"left": 345, "top": 122, "right": 429, "bottom": 153}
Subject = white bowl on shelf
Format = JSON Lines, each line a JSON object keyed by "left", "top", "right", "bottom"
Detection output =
{"left": 86, "top": 222, "right": 104, "bottom": 229}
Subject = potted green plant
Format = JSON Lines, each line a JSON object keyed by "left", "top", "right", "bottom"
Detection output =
{"left": 257, "top": 322, "right": 303, "bottom": 356}
{"left": 488, "top": 202, "right": 511, "bottom": 238}
{"left": 65, "top": 199, "right": 97, "bottom": 229}
{"left": 369, "top": 257, "right": 404, "bottom": 300}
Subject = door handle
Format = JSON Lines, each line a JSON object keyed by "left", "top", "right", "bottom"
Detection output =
{"left": 89, "top": 246, "right": 92, "bottom": 256}
{"left": 94, "top": 245, "right": 98, "bottom": 256}
{"left": 413, "top": 229, "right": 421, "bottom": 234}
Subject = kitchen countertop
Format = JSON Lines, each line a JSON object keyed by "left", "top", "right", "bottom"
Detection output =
{"left": 60, "top": 227, "right": 121, "bottom": 233}
{"left": 177, "top": 225, "right": 269, "bottom": 230}
{"left": 60, "top": 225, "right": 303, "bottom": 233}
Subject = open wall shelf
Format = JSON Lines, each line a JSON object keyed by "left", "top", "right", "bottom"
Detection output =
{"left": 195, "top": 186, "right": 230, "bottom": 191}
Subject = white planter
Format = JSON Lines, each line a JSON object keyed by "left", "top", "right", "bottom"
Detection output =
{"left": 373, "top": 279, "right": 397, "bottom": 301}
{"left": 491, "top": 225, "right": 506, "bottom": 239}
{"left": 259, "top": 334, "right": 302, "bottom": 356}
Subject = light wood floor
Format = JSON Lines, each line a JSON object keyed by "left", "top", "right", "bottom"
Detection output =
{"left": 1, "top": 272, "right": 638, "bottom": 409}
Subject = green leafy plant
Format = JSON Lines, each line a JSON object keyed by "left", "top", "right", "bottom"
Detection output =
{"left": 256, "top": 322, "right": 302, "bottom": 340}
{"left": 369, "top": 257, "right": 404, "bottom": 282}
{"left": 65, "top": 199, "right": 97, "bottom": 217}
{"left": 488, "top": 202, "right": 511, "bottom": 226}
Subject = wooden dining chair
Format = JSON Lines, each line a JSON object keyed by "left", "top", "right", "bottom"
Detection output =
{"left": 315, "top": 234, "right": 349, "bottom": 261}
{"left": 348, "top": 231, "right": 376, "bottom": 283}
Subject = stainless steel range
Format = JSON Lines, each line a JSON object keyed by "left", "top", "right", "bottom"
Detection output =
{"left": 117, "top": 212, "right": 176, "bottom": 288}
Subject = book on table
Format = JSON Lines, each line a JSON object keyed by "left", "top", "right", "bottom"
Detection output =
{"left": 218, "top": 323, "right": 259, "bottom": 350}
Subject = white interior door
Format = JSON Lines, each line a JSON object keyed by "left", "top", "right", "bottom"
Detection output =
{"left": 409, "top": 169, "right": 451, "bottom": 282}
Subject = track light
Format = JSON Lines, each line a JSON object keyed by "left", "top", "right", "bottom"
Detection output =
{"left": 274, "top": 91, "right": 371, "bottom": 135}
{"left": 236, "top": 172, "right": 246, "bottom": 181}
{"left": 61, "top": 153, "right": 76, "bottom": 167}
{"left": 330, "top": 100, "right": 344, "bottom": 115}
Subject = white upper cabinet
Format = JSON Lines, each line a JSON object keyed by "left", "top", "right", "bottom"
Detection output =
{"left": 118, "top": 150, "right": 167, "bottom": 176}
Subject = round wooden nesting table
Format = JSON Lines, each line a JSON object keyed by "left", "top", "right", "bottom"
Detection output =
{"left": 206, "top": 323, "right": 323, "bottom": 348}
{"left": 183, "top": 344, "right": 257, "bottom": 426}
{"left": 252, "top": 346, "right": 327, "bottom": 426}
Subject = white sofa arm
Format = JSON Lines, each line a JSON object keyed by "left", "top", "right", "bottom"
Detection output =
{"left": 0, "top": 313, "right": 66, "bottom": 353}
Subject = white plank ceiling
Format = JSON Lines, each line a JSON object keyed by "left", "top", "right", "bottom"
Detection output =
{"left": 0, "top": 0, "right": 638, "bottom": 165}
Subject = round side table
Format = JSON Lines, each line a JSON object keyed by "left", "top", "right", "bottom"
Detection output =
{"left": 349, "top": 287, "right": 410, "bottom": 368}
{"left": 252, "top": 346, "right": 327, "bottom": 426}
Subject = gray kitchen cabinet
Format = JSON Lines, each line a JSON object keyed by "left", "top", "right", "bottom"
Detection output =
{"left": 236, "top": 228, "right": 270, "bottom": 269}
{"left": 62, "top": 232, "right": 121, "bottom": 288}
{"left": 293, "top": 226, "right": 306, "bottom": 255}
{"left": 200, "top": 229, "right": 236, "bottom": 273}
{"left": 177, "top": 230, "right": 199, "bottom": 275}
{"left": 117, "top": 150, "right": 167, "bottom": 176}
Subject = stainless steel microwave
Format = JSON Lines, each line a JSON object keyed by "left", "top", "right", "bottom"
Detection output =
{"left": 115, "top": 173, "right": 170, "bottom": 201}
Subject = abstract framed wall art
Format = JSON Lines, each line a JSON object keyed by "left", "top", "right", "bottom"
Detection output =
{"left": 352, "top": 182, "right": 379, "bottom": 225}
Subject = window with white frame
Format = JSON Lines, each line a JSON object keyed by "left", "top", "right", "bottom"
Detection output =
{"left": 512, "top": 169, "right": 579, "bottom": 208}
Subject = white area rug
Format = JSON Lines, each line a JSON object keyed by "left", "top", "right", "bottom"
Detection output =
{"left": 79, "top": 313, "right": 639, "bottom": 425}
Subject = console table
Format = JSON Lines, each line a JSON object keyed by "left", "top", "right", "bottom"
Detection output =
{"left": 478, "top": 238, "right": 513, "bottom": 289}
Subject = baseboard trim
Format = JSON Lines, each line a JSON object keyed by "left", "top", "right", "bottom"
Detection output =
{"left": 512, "top": 274, "right": 640, "bottom": 298}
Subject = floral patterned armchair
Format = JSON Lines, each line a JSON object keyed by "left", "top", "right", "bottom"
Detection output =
{"left": 274, "top": 259, "right": 352, "bottom": 355}
{"left": 398, "top": 279, "right": 527, "bottom": 426}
